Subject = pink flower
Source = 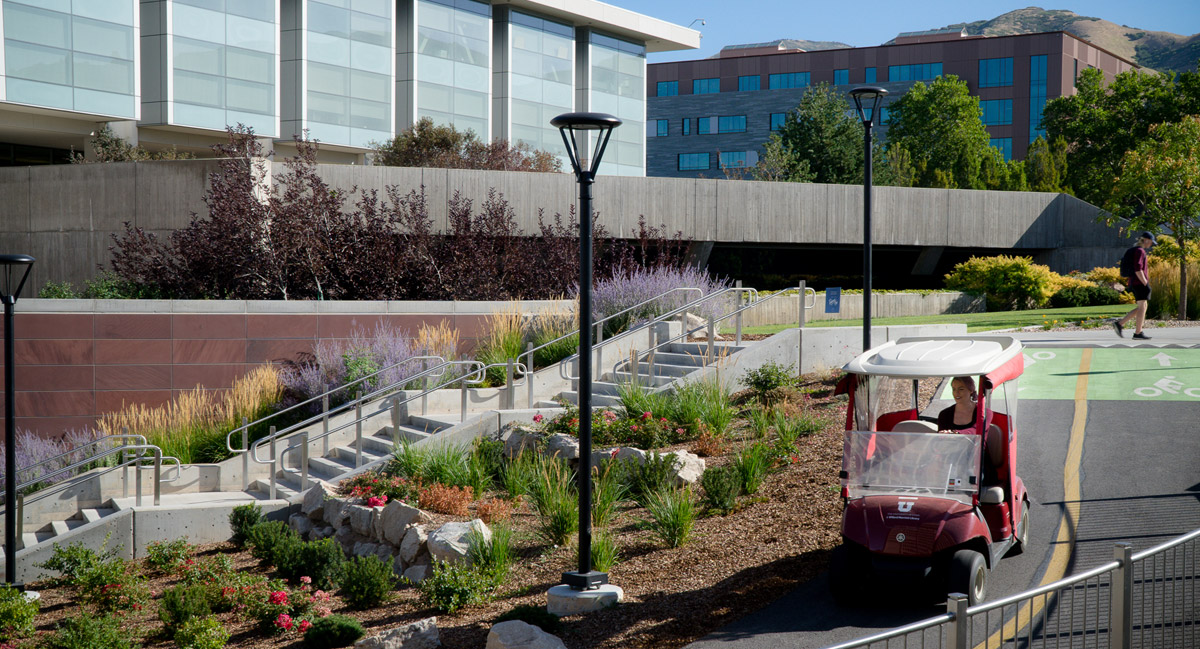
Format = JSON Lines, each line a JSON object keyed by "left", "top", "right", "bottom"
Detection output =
{"left": 300, "top": 576, "right": 312, "bottom": 585}
{"left": 275, "top": 613, "right": 294, "bottom": 630}
{"left": 316, "top": 606, "right": 332, "bottom": 617}
{"left": 299, "top": 620, "right": 312, "bottom": 633}
{"left": 641, "top": 411, "right": 652, "bottom": 420}
{"left": 367, "top": 495, "right": 387, "bottom": 507}
{"left": 269, "top": 590, "right": 289, "bottom": 605}
{"left": 533, "top": 414, "right": 544, "bottom": 423}
{"left": 602, "top": 410, "right": 617, "bottom": 422}
{"left": 676, "top": 428, "right": 685, "bottom": 435}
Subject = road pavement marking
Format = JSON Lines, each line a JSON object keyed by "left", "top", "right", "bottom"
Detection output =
{"left": 975, "top": 349, "right": 1089, "bottom": 649}
{"left": 1017, "top": 348, "right": 1200, "bottom": 400}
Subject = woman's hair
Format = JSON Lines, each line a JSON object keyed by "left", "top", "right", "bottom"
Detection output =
{"left": 952, "top": 376, "right": 977, "bottom": 398}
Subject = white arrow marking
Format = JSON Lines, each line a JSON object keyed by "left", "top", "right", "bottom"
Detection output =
{"left": 1151, "top": 352, "right": 1177, "bottom": 367}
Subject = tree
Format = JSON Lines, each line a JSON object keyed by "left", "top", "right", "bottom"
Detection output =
{"left": 1024, "top": 136, "right": 1071, "bottom": 194}
{"left": 71, "top": 124, "right": 194, "bottom": 163}
{"left": 1041, "top": 66, "right": 1199, "bottom": 207}
{"left": 884, "top": 75, "right": 998, "bottom": 190}
{"left": 371, "top": 117, "right": 561, "bottom": 172}
{"left": 1109, "top": 116, "right": 1200, "bottom": 319}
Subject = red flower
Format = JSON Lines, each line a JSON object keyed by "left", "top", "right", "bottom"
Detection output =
{"left": 367, "top": 495, "right": 387, "bottom": 507}
{"left": 533, "top": 414, "right": 544, "bottom": 423}
{"left": 269, "top": 590, "right": 289, "bottom": 605}
{"left": 641, "top": 411, "right": 652, "bottom": 420}
{"left": 299, "top": 619, "right": 312, "bottom": 633}
{"left": 275, "top": 613, "right": 294, "bottom": 630}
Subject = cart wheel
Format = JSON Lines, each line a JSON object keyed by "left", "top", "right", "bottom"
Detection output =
{"left": 829, "top": 544, "right": 862, "bottom": 606}
{"left": 1008, "top": 501, "right": 1030, "bottom": 556}
{"left": 949, "top": 549, "right": 988, "bottom": 605}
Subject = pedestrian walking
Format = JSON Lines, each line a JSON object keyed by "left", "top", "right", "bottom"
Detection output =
{"left": 1113, "top": 231, "right": 1155, "bottom": 340}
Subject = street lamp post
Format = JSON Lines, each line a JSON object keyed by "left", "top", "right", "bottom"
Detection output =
{"left": 2, "top": 254, "right": 34, "bottom": 586}
{"left": 849, "top": 87, "right": 888, "bottom": 352}
{"left": 551, "top": 111, "right": 621, "bottom": 591}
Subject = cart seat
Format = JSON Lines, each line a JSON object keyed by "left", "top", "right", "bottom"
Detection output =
{"left": 980, "top": 486, "right": 1005, "bottom": 504}
{"left": 891, "top": 419, "right": 938, "bottom": 433}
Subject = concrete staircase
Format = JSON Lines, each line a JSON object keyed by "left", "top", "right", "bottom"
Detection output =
{"left": 551, "top": 340, "right": 745, "bottom": 408}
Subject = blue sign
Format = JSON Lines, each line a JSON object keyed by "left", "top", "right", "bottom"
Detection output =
{"left": 826, "top": 287, "right": 841, "bottom": 314}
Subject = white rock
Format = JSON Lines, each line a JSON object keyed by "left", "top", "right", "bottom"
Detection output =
{"left": 403, "top": 563, "right": 432, "bottom": 584}
{"left": 302, "top": 481, "right": 335, "bottom": 520}
{"left": 288, "top": 513, "right": 314, "bottom": 539}
{"left": 486, "top": 620, "right": 567, "bottom": 649}
{"left": 592, "top": 446, "right": 646, "bottom": 468}
{"left": 664, "top": 450, "right": 705, "bottom": 485}
{"left": 324, "top": 498, "right": 349, "bottom": 528}
{"left": 544, "top": 434, "right": 579, "bottom": 460}
{"left": 427, "top": 519, "right": 490, "bottom": 565}
{"left": 347, "top": 504, "right": 378, "bottom": 537}
{"left": 381, "top": 501, "right": 429, "bottom": 546}
{"left": 399, "top": 525, "right": 428, "bottom": 564}
{"left": 354, "top": 616, "right": 440, "bottom": 649}
{"left": 503, "top": 425, "right": 542, "bottom": 457}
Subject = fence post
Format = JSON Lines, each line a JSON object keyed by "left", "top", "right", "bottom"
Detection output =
{"left": 391, "top": 398, "right": 401, "bottom": 447}
{"left": 321, "top": 394, "right": 330, "bottom": 456}
{"left": 630, "top": 348, "right": 639, "bottom": 385}
{"left": 505, "top": 358, "right": 515, "bottom": 410}
{"left": 241, "top": 417, "right": 249, "bottom": 490}
{"left": 269, "top": 425, "right": 277, "bottom": 501}
{"left": 798, "top": 281, "right": 807, "bottom": 328}
{"left": 355, "top": 391, "right": 363, "bottom": 468}
{"left": 135, "top": 449, "right": 143, "bottom": 507}
{"left": 300, "top": 432, "right": 310, "bottom": 493}
{"left": 594, "top": 324, "right": 603, "bottom": 381}
{"left": 735, "top": 280, "right": 743, "bottom": 346}
{"left": 947, "top": 594, "right": 969, "bottom": 649}
{"left": 153, "top": 450, "right": 161, "bottom": 507}
{"left": 527, "top": 342, "right": 535, "bottom": 408}
{"left": 1110, "top": 542, "right": 1134, "bottom": 649}
{"left": 707, "top": 317, "right": 715, "bottom": 364}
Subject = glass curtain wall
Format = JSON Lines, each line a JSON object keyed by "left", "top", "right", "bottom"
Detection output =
{"left": 170, "top": 0, "right": 276, "bottom": 135}
{"left": 589, "top": 31, "right": 644, "bottom": 176}
{"left": 305, "top": 0, "right": 392, "bottom": 147}
{"left": 2, "top": 0, "right": 137, "bottom": 118}
{"left": 415, "top": 0, "right": 489, "bottom": 139}
{"left": 509, "top": 10, "right": 572, "bottom": 165}
{"left": 1029, "top": 54, "right": 1047, "bottom": 142}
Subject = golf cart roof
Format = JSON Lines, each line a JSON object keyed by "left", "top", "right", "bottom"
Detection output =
{"left": 843, "top": 336, "right": 1024, "bottom": 380}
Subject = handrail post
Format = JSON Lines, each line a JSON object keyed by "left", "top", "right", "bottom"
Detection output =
{"left": 122, "top": 426, "right": 130, "bottom": 498}
{"left": 153, "top": 450, "right": 161, "bottom": 506}
{"left": 269, "top": 425, "right": 277, "bottom": 501}
{"left": 241, "top": 417, "right": 249, "bottom": 490}
{"left": 630, "top": 348, "right": 639, "bottom": 385}
{"left": 1110, "top": 542, "right": 1134, "bottom": 649}
{"left": 505, "top": 358, "right": 515, "bottom": 410}
{"left": 798, "top": 281, "right": 807, "bottom": 328}
{"left": 420, "top": 358, "right": 429, "bottom": 415}
{"left": 391, "top": 398, "right": 401, "bottom": 447}
{"left": 135, "top": 450, "right": 143, "bottom": 507}
{"left": 526, "top": 343, "right": 535, "bottom": 408}
{"left": 594, "top": 323, "right": 603, "bottom": 381}
{"left": 15, "top": 494, "right": 23, "bottom": 550}
{"left": 707, "top": 317, "right": 715, "bottom": 364}
{"left": 321, "top": 394, "right": 330, "bottom": 456}
{"left": 460, "top": 379, "right": 468, "bottom": 423}
{"left": 300, "top": 432, "right": 310, "bottom": 492}
{"left": 355, "top": 391, "right": 363, "bottom": 468}
{"left": 735, "top": 280, "right": 743, "bottom": 346}
{"left": 946, "top": 594, "right": 969, "bottom": 649}
{"left": 647, "top": 328, "right": 656, "bottom": 379}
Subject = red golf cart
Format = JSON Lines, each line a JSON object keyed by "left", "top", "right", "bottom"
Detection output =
{"left": 830, "top": 336, "right": 1031, "bottom": 605}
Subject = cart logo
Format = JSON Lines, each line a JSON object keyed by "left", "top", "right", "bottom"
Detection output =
{"left": 896, "top": 533, "right": 906, "bottom": 543}
{"left": 898, "top": 501, "right": 914, "bottom": 513}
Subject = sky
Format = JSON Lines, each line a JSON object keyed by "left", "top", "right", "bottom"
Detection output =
{"left": 602, "top": 1, "right": 1200, "bottom": 63}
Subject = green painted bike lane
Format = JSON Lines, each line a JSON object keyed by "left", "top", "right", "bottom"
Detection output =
{"left": 1019, "top": 348, "right": 1200, "bottom": 401}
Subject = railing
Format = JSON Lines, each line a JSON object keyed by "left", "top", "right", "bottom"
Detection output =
{"left": 822, "top": 526, "right": 1200, "bottom": 649}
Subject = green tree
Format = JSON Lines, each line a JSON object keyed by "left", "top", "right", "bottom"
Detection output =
{"left": 1109, "top": 116, "right": 1200, "bottom": 319}
{"left": 71, "top": 124, "right": 194, "bottom": 163}
{"left": 371, "top": 117, "right": 561, "bottom": 172}
{"left": 1041, "top": 66, "right": 1198, "bottom": 207}
{"left": 884, "top": 75, "right": 999, "bottom": 190}
{"left": 1024, "top": 136, "right": 1071, "bottom": 193}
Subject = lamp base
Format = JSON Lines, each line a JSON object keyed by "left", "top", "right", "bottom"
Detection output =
{"left": 547, "top": 583, "right": 623, "bottom": 616}
{"left": 561, "top": 570, "right": 608, "bottom": 590}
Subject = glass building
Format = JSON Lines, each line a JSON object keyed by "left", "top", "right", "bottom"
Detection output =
{"left": 505, "top": 9, "right": 573, "bottom": 166}
{"left": 1, "top": 0, "right": 138, "bottom": 118}
{"left": 413, "top": 0, "right": 490, "bottom": 139}
{"left": 588, "top": 31, "right": 644, "bottom": 176}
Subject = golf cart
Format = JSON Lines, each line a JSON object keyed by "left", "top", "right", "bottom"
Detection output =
{"left": 829, "top": 336, "right": 1030, "bottom": 605}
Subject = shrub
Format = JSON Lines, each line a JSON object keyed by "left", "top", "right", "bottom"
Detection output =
{"left": 467, "top": 525, "right": 514, "bottom": 586}
{"left": 0, "top": 583, "right": 38, "bottom": 642}
{"left": 529, "top": 310, "right": 578, "bottom": 369}
{"left": 340, "top": 555, "right": 395, "bottom": 610}
{"left": 695, "top": 381, "right": 736, "bottom": 437}
{"left": 742, "top": 362, "right": 798, "bottom": 397}
{"left": 477, "top": 498, "right": 513, "bottom": 523}
{"left": 499, "top": 450, "right": 537, "bottom": 499}
{"left": 693, "top": 428, "right": 725, "bottom": 457}
{"left": 145, "top": 538, "right": 194, "bottom": 573}
{"left": 943, "top": 255, "right": 1057, "bottom": 310}
{"left": 418, "top": 483, "right": 473, "bottom": 516}
{"left": 302, "top": 614, "right": 365, "bottom": 649}
{"left": 246, "top": 521, "right": 301, "bottom": 566}
{"left": 734, "top": 443, "right": 773, "bottom": 496}
{"left": 76, "top": 556, "right": 151, "bottom": 613}
{"left": 617, "top": 381, "right": 673, "bottom": 424}
{"left": 339, "top": 472, "right": 418, "bottom": 505}
{"left": 495, "top": 604, "right": 562, "bottom": 634}
{"left": 644, "top": 487, "right": 696, "bottom": 548}
{"left": 277, "top": 538, "right": 345, "bottom": 591}
{"left": 38, "top": 281, "right": 78, "bottom": 299}
{"left": 624, "top": 452, "right": 678, "bottom": 506}
{"left": 592, "top": 265, "right": 729, "bottom": 336}
{"left": 590, "top": 530, "right": 620, "bottom": 572}
{"left": 418, "top": 561, "right": 496, "bottom": 613}
{"left": 177, "top": 555, "right": 235, "bottom": 587}
{"left": 1049, "top": 284, "right": 1121, "bottom": 308}
{"left": 746, "top": 407, "right": 773, "bottom": 439}
{"left": 1083, "top": 265, "right": 1125, "bottom": 287}
{"left": 41, "top": 613, "right": 134, "bottom": 649}
{"left": 1148, "top": 261, "right": 1200, "bottom": 319}
{"left": 229, "top": 503, "right": 262, "bottom": 547}
{"left": 158, "top": 583, "right": 216, "bottom": 637}
{"left": 172, "top": 615, "right": 228, "bottom": 649}
{"left": 36, "top": 540, "right": 116, "bottom": 583}
{"left": 529, "top": 456, "right": 578, "bottom": 546}
{"left": 474, "top": 308, "right": 527, "bottom": 386}
{"left": 700, "top": 465, "right": 742, "bottom": 512}
{"left": 772, "top": 409, "right": 822, "bottom": 453}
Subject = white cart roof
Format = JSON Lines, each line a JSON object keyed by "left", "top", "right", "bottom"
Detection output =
{"left": 843, "top": 336, "right": 1023, "bottom": 378}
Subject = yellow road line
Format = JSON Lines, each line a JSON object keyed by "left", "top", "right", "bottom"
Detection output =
{"left": 974, "top": 348, "right": 1090, "bottom": 649}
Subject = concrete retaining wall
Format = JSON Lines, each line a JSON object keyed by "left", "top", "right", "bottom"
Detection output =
{"left": 737, "top": 291, "right": 984, "bottom": 327}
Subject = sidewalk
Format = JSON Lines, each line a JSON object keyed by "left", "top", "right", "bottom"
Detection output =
{"left": 997, "top": 325, "right": 1200, "bottom": 348}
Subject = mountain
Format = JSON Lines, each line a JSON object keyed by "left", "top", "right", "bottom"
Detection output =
{"left": 935, "top": 6, "right": 1198, "bottom": 74}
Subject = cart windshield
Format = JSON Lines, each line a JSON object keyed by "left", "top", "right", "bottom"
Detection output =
{"left": 842, "top": 431, "right": 981, "bottom": 505}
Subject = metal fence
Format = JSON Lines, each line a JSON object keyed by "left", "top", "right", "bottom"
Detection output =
{"left": 824, "top": 527, "right": 1199, "bottom": 649}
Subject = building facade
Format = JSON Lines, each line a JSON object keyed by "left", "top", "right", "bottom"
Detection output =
{"left": 0, "top": 0, "right": 697, "bottom": 172}
{"left": 646, "top": 30, "right": 1138, "bottom": 178}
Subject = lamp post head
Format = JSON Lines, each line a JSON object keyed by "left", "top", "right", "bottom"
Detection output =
{"left": 849, "top": 86, "right": 889, "bottom": 126}
{"left": 551, "top": 112, "right": 622, "bottom": 177}
{"left": 0, "top": 254, "right": 35, "bottom": 304}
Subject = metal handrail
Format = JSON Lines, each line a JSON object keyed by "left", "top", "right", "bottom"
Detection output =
{"left": 820, "top": 613, "right": 956, "bottom": 649}
{"left": 224, "top": 354, "right": 446, "bottom": 454}
{"left": 1, "top": 444, "right": 175, "bottom": 511}
{"left": 2, "top": 433, "right": 147, "bottom": 481}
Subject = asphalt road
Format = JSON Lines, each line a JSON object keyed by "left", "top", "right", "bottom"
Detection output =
{"left": 685, "top": 337, "right": 1200, "bottom": 649}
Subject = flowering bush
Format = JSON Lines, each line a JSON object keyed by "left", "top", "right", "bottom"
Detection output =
{"left": 339, "top": 472, "right": 417, "bottom": 506}
{"left": 178, "top": 554, "right": 235, "bottom": 586}
{"left": 590, "top": 265, "right": 732, "bottom": 336}
{"left": 75, "top": 556, "right": 151, "bottom": 614}
{"left": 541, "top": 405, "right": 683, "bottom": 450}
{"left": 418, "top": 483, "right": 474, "bottom": 516}
{"left": 231, "top": 576, "right": 330, "bottom": 636}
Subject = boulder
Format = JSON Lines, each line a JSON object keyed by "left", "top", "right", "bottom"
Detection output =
{"left": 302, "top": 480, "right": 336, "bottom": 520}
{"left": 346, "top": 504, "right": 379, "bottom": 537}
{"left": 664, "top": 449, "right": 705, "bottom": 485}
{"left": 353, "top": 541, "right": 380, "bottom": 558}
{"left": 354, "top": 616, "right": 440, "bottom": 649}
{"left": 324, "top": 498, "right": 349, "bottom": 528}
{"left": 403, "top": 563, "right": 432, "bottom": 584}
{"left": 503, "top": 425, "right": 542, "bottom": 457}
{"left": 427, "top": 519, "right": 490, "bottom": 565}
{"left": 399, "top": 525, "right": 428, "bottom": 564}
{"left": 310, "top": 525, "right": 335, "bottom": 541}
{"left": 335, "top": 525, "right": 360, "bottom": 551}
{"left": 288, "top": 513, "right": 314, "bottom": 539}
{"left": 381, "top": 501, "right": 429, "bottom": 545}
{"left": 544, "top": 434, "right": 579, "bottom": 460}
{"left": 486, "top": 620, "right": 567, "bottom": 649}
{"left": 376, "top": 543, "right": 396, "bottom": 562}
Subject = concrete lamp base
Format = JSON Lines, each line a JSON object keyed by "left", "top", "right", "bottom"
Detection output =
{"left": 546, "top": 584, "right": 624, "bottom": 616}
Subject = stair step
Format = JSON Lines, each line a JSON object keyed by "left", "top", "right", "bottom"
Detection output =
{"left": 78, "top": 507, "right": 114, "bottom": 524}
{"left": 608, "top": 371, "right": 675, "bottom": 387}
{"left": 644, "top": 351, "right": 709, "bottom": 367}
{"left": 407, "top": 414, "right": 458, "bottom": 432}
{"left": 308, "top": 455, "right": 357, "bottom": 480}
{"left": 665, "top": 342, "right": 744, "bottom": 357}
{"left": 248, "top": 478, "right": 299, "bottom": 500}
{"left": 382, "top": 425, "right": 433, "bottom": 444}
{"left": 621, "top": 362, "right": 697, "bottom": 378}
{"left": 558, "top": 391, "right": 622, "bottom": 408}
{"left": 333, "top": 443, "right": 388, "bottom": 465}
{"left": 22, "top": 531, "right": 51, "bottom": 548}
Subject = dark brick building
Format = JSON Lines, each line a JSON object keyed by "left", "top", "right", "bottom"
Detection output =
{"left": 645, "top": 30, "right": 1138, "bottom": 178}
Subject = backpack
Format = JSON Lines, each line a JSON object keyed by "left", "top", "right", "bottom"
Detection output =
{"left": 1119, "top": 247, "right": 1140, "bottom": 278}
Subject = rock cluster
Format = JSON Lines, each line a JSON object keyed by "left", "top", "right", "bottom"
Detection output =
{"left": 503, "top": 424, "right": 705, "bottom": 486}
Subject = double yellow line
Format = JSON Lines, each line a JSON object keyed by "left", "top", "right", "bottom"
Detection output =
{"left": 974, "top": 348, "right": 1090, "bottom": 649}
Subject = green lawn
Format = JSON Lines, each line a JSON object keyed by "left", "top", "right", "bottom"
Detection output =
{"left": 723, "top": 304, "right": 1130, "bottom": 335}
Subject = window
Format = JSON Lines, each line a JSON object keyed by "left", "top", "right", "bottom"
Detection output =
{"left": 887, "top": 62, "right": 943, "bottom": 82}
{"left": 770, "top": 112, "right": 787, "bottom": 131}
{"left": 880, "top": 106, "right": 891, "bottom": 124}
{"left": 978, "top": 57, "right": 1013, "bottom": 88}
{"left": 719, "top": 151, "right": 748, "bottom": 168}
{"left": 981, "top": 99, "right": 1013, "bottom": 125}
{"left": 738, "top": 75, "right": 760, "bottom": 91}
{"left": 991, "top": 138, "right": 1013, "bottom": 161}
{"left": 678, "top": 152, "right": 710, "bottom": 171}
{"left": 1029, "top": 55, "right": 1048, "bottom": 142}
{"left": 682, "top": 118, "right": 691, "bottom": 135}
{"left": 717, "top": 115, "right": 746, "bottom": 133}
{"left": 655, "top": 119, "right": 668, "bottom": 136}
{"left": 693, "top": 77, "right": 719, "bottom": 94}
{"left": 657, "top": 80, "right": 678, "bottom": 96}
{"left": 865, "top": 67, "right": 876, "bottom": 84}
{"left": 768, "top": 72, "right": 809, "bottom": 89}
{"left": 833, "top": 69, "right": 848, "bottom": 85}
{"left": 697, "top": 117, "right": 711, "bottom": 134}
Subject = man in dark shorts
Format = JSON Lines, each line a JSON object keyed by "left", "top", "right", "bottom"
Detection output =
{"left": 1113, "top": 231, "right": 1155, "bottom": 340}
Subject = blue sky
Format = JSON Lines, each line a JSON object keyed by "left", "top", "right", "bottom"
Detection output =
{"left": 603, "top": 1, "right": 1200, "bottom": 63}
